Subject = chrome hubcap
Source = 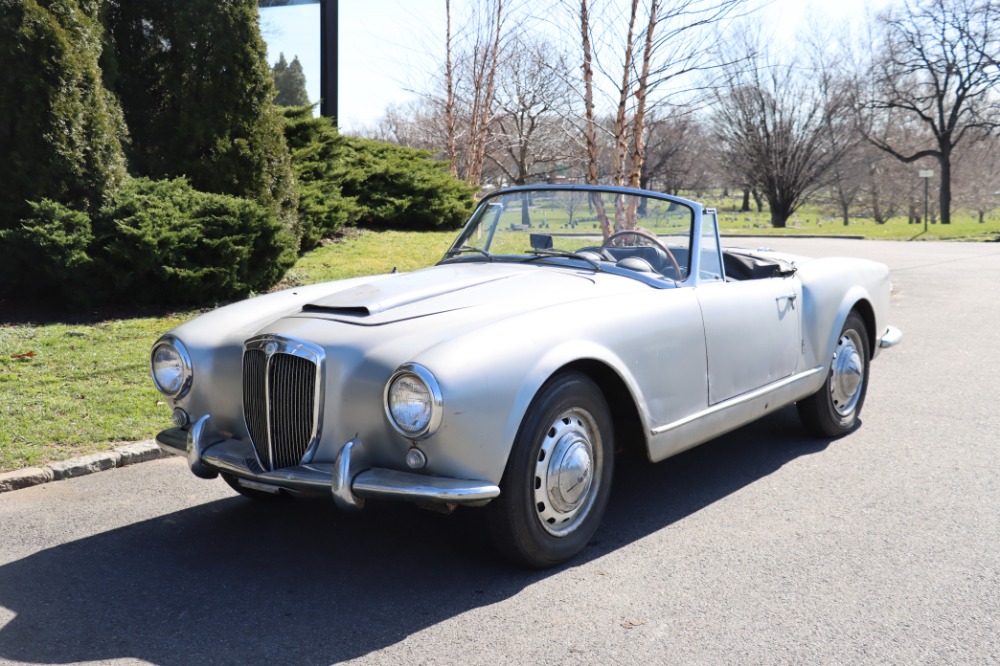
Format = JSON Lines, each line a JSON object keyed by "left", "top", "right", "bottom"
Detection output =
{"left": 830, "top": 329, "right": 865, "bottom": 417}
{"left": 533, "top": 408, "right": 600, "bottom": 536}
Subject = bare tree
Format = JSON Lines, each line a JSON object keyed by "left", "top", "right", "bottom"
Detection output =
{"left": 487, "top": 37, "right": 575, "bottom": 185}
{"left": 954, "top": 132, "right": 1000, "bottom": 222}
{"left": 577, "top": 0, "right": 613, "bottom": 237}
{"left": 713, "top": 37, "right": 856, "bottom": 228}
{"left": 642, "top": 113, "right": 708, "bottom": 194}
{"left": 860, "top": 0, "right": 1000, "bottom": 224}
{"left": 461, "top": 0, "right": 508, "bottom": 187}
{"left": 444, "top": 0, "right": 458, "bottom": 176}
{"left": 566, "top": 0, "right": 744, "bottom": 233}
{"left": 804, "top": 24, "right": 867, "bottom": 225}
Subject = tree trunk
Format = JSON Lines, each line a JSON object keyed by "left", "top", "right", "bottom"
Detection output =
{"left": 465, "top": 0, "right": 504, "bottom": 187}
{"left": 612, "top": 0, "right": 640, "bottom": 209}
{"left": 444, "top": 0, "right": 458, "bottom": 178}
{"left": 835, "top": 178, "right": 849, "bottom": 225}
{"left": 626, "top": 0, "right": 657, "bottom": 191}
{"left": 939, "top": 150, "right": 951, "bottom": 224}
{"left": 871, "top": 188, "right": 886, "bottom": 224}
{"left": 578, "top": 0, "right": 610, "bottom": 238}
{"left": 752, "top": 190, "right": 763, "bottom": 212}
{"left": 740, "top": 188, "right": 750, "bottom": 212}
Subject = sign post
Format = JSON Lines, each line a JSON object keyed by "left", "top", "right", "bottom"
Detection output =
{"left": 919, "top": 170, "right": 934, "bottom": 233}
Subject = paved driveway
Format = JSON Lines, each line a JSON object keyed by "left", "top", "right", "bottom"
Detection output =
{"left": 1, "top": 238, "right": 998, "bottom": 665}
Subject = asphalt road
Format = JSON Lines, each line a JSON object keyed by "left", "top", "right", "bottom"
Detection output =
{"left": 1, "top": 238, "right": 998, "bottom": 666}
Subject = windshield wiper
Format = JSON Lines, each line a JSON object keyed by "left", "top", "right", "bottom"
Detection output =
{"left": 523, "top": 248, "right": 601, "bottom": 271}
{"left": 446, "top": 245, "right": 494, "bottom": 261}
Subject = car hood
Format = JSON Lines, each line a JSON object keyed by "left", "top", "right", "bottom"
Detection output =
{"left": 291, "top": 262, "right": 634, "bottom": 326}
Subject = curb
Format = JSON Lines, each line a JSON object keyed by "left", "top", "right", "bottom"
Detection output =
{"left": 0, "top": 440, "right": 165, "bottom": 494}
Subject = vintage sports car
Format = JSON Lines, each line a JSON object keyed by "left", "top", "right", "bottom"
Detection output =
{"left": 151, "top": 185, "right": 901, "bottom": 567}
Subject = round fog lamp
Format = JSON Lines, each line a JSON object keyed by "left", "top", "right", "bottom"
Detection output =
{"left": 405, "top": 447, "right": 428, "bottom": 469}
{"left": 171, "top": 408, "right": 190, "bottom": 427}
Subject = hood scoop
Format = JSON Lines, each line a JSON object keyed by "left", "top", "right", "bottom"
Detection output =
{"left": 301, "top": 303, "right": 371, "bottom": 317}
{"left": 302, "top": 267, "right": 521, "bottom": 318}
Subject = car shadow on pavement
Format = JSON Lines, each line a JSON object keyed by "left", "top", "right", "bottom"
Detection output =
{"left": 0, "top": 406, "right": 829, "bottom": 666}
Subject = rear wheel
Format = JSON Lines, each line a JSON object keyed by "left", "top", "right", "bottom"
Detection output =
{"left": 798, "top": 312, "right": 870, "bottom": 437}
{"left": 487, "top": 372, "right": 614, "bottom": 568}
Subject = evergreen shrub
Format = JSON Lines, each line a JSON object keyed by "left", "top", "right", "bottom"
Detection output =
{"left": 96, "top": 178, "right": 297, "bottom": 306}
{"left": 280, "top": 106, "right": 476, "bottom": 244}
{"left": 0, "top": 200, "right": 97, "bottom": 307}
{"left": 339, "top": 137, "right": 477, "bottom": 231}
{"left": 0, "top": 0, "right": 127, "bottom": 227}
{"left": 0, "top": 179, "right": 297, "bottom": 309}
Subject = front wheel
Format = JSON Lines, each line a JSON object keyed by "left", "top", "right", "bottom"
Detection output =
{"left": 487, "top": 372, "right": 614, "bottom": 568}
{"left": 798, "top": 311, "right": 871, "bottom": 437}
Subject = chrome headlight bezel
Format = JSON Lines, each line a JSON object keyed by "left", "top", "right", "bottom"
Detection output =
{"left": 150, "top": 335, "right": 193, "bottom": 399}
{"left": 384, "top": 363, "right": 443, "bottom": 440}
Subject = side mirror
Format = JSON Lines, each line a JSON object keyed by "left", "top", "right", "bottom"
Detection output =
{"left": 529, "top": 234, "right": 553, "bottom": 250}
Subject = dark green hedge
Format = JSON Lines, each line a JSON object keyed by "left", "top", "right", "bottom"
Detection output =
{"left": 0, "top": 0, "right": 128, "bottom": 226}
{"left": 0, "top": 178, "right": 296, "bottom": 308}
{"left": 281, "top": 107, "right": 475, "bottom": 249}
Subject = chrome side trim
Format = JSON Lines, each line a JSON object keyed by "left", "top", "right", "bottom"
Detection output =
{"left": 651, "top": 366, "right": 826, "bottom": 436}
{"left": 352, "top": 469, "right": 500, "bottom": 504}
{"left": 879, "top": 326, "right": 903, "bottom": 349}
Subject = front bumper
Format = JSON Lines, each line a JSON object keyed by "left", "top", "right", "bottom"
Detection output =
{"left": 155, "top": 417, "right": 500, "bottom": 511}
{"left": 878, "top": 325, "right": 903, "bottom": 349}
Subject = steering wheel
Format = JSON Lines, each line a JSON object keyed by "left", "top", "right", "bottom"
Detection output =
{"left": 601, "top": 230, "right": 683, "bottom": 279}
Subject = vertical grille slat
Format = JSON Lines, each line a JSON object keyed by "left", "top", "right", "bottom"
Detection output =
{"left": 242, "top": 338, "right": 320, "bottom": 471}
{"left": 243, "top": 349, "right": 271, "bottom": 469}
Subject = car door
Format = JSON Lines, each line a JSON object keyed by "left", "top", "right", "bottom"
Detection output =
{"left": 696, "top": 277, "right": 801, "bottom": 405}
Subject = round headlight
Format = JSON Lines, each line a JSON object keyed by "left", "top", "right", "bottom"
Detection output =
{"left": 384, "top": 364, "right": 442, "bottom": 440}
{"left": 151, "top": 336, "right": 192, "bottom": 398}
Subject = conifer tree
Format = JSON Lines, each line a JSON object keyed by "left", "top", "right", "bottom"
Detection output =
{"left": 273, "top": 54, "right": 310, "bottom": 106}
{"left": 102, "top": 0, "right": 297, "bottom": 232}
{"left": 0, "top": 0, "right": 127, "bottom": 228}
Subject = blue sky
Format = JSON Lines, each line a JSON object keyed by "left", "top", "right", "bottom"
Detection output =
{"left": 259, "top": 0, "right": 890, "bottom": 134}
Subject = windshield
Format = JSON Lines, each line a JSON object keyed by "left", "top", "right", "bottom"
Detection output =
{"left": 444, "top": 187, "right": 694, "bottom": 280}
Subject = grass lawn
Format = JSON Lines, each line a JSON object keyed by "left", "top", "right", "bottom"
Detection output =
{"left": 0, "top": 230, "right": 454, "bottom": 473}
{"left": 1, "top": 214, "right": 996, "bottom": 474}
{"left": 705, "top": 194, "right": 1000, "bottom": 241}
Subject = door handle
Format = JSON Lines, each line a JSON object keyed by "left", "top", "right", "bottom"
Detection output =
{"left": 776, "top": 293, "right": 797, "bottom": 309}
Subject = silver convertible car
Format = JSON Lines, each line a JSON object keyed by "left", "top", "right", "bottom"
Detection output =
{"left": 151, "top": 185, "right": 901, "bottom": 567}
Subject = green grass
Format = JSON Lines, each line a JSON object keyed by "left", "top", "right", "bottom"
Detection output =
{"left": 704, "top": 194, "right": 1000, "bottom": 241}
{"left": 0, "top": 215, "right": 995, "bottom": 474}
{"left": 0, "top": 230, "right": 453, "bottom": 473}
{"left": 0, "top": 315, "right": 193, "bottom": 471}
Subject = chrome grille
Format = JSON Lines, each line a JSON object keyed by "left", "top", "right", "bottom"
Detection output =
{"left": 242, "top": 336, "right": 323, "bottom": 471}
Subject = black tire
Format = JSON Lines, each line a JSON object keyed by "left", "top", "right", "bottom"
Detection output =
{"left": 487, "top": 372, "right": 614, "bottom": 568}
{"left": 798, "top": 311, "right": 871, "bottom": 438}
{"left": 221, "top": 473, "right": 289, "bottom": 501}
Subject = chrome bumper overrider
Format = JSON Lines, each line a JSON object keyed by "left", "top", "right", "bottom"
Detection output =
{"left": 155, "top": 418, "right": 500, "bottom": 511}
{"left": 879, "top": 325, "right": 903, "bottom": 349}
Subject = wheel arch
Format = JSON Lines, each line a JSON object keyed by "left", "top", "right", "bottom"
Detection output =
{"left": 850, "top": 297, "right": 877, "bottom": 356}
{"left": 549, "top": 359, "right": 649, "bottom": 462}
